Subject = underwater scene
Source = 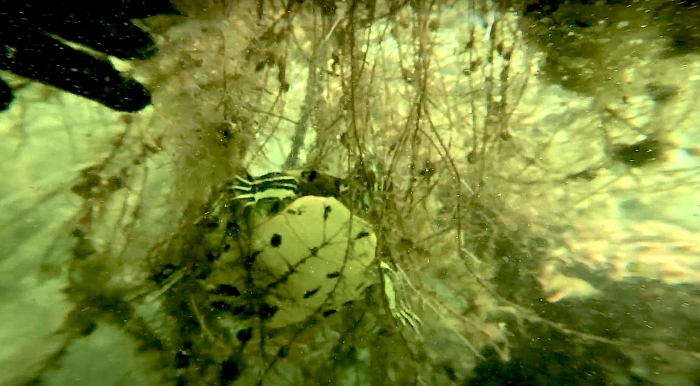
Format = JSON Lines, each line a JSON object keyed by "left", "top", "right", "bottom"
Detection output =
{"left": 1, "top": 0, "right": 700, "bottom": 385}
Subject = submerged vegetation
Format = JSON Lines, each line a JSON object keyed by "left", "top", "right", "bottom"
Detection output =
{"left": 2, "top": 0, "right": 700, "bottom": 385}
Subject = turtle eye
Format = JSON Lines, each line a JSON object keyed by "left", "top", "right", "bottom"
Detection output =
{"left": 305, "top": 170, "right": 318, "bottom": 182}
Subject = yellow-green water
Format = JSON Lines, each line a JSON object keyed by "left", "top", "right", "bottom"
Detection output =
{"left": 2, "top": 1, "right": 700, "bottom": 385}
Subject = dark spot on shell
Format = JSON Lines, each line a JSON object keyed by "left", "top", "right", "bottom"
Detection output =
{"left": 303, "top": 287, "right": 321, "bottom": 299}
{"left": 258, "top": 303, "right": 279, "bottom": 321}
{"left": 323, "top": 205, "right": 332, "bottom": 220}
{"left": 219, "top": 358, "right": 240, "bottom": 383}
{"left": 236, "top": 327, "right": 253, "bottom": 344}
{"left": 322, "top": 309, "right": 337, "bottom": 317}
{"left": 303, "top": 170, "right": 319, "bottom": 182}
{"left": 356, "top": 231, "right": 370, "bottom": 239}
{"left": 270, "top": 233, "right": 282, "bottom": 247}
{"left": 326, "top": 271, "right": 340, "bottom": 279}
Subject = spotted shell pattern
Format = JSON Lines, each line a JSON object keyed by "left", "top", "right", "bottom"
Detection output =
{"left": 247, "top": 195, "right": 377, "bottom": 329}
